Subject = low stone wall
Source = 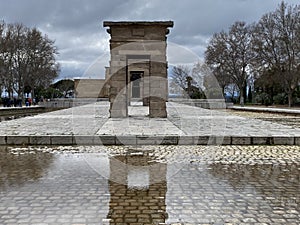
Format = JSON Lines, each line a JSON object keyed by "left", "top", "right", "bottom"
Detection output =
{"left": 0, "top": 135, "right": 298, "bottom": 146}
{"left": 39, "top": 98, "right": 109, "bottom": 108}
{"left": 40, "top": 98, "right": 230, "bottom": 109}
{"left": 169, "top": 98, "right": 228, "bottom": 109}
{"left": 0, "top": 106, "right": 46, "bottom": 117}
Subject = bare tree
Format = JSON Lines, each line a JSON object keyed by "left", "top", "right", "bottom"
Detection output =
{"left": 0, "top": 21, "right": 59, "bottom": 100}
{"left": 24, "top": 27, "right": 60, "bottom": 99}
{"left": 252, "top": 1, "right": 300, "bottom": 107}
{"left": 205, "top": 32, "right": 231, "bottom": 95}
{"left": 0, "top": 21, "right": 5, "bottom": 94}
{"left": 170, "top": 63, "right": 209, "bottom": 98}
{"left": 190, "top": 62, "right": 221, "bottom": 98}
{"left": 191, "top": 61, "right": 206, "bottom": 90}
{"left": 0, "top": 23, "right": 18, "bottom": 98}
{"left": 205, "top": 21, "right": 254, "bottom": 105}
{"left": 170, "top": 65, "right": 190, "bottom": 91}
{"left": 9, "top": 23, "right": 28, "bottom": 99}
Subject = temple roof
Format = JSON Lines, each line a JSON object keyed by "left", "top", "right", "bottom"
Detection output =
{"left": 103, "top": 21, "right": 174, "bottom": 27}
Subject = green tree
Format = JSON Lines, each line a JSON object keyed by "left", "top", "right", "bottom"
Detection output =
{"left": 40, "top": 87, "right": 63, "bottom": 99}
{"left": 252, "top": 1, "right": 300, "bottom": 107}
{"left": 51, "top": 79, "right": 74, "bottom": 98}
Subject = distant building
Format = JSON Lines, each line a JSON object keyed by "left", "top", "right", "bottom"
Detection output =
{"left": 74, "top": 67, "right": 110, "bottom": 98}
{"left": 74, "top": 78, "right": 109, "bottom": 98}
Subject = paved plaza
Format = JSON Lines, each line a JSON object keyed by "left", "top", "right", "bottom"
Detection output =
{"left": 0, "top": 145, "right": 299, "bottom": 225}
{"left": 1, "top": 102, "right": 300, "bottom": 145}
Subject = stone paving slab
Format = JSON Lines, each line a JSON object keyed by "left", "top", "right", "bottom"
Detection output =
{"left": 0, "top": 101, "right": 300, "bottom": 145}
{"left": 97, "top": 117, "right": 184, "bottom": 136}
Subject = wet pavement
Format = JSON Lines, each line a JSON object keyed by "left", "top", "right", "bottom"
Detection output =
{"left": 0, "top": 145, "right": 299, "bottom": 225}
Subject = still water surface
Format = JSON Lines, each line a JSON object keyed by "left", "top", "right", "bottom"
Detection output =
{"left": 0, "top": 146, "right": 299, "bottom": 224}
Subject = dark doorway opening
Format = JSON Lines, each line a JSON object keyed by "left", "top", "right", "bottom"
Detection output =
{"left": 130, "top": 72, "right": 143, "bottom": 98}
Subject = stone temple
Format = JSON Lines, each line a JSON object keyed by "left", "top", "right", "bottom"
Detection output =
{"left": 103, "top": 21, "right": 174, "bottom": 118}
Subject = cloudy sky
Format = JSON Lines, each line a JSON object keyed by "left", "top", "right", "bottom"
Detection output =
{"left": 0, "top": 0, "right": 298, "bottom": 80}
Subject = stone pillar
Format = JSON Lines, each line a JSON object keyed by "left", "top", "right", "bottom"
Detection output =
{"left": 149, "top": 61, "right": 168, "bottom": 118}
{"left": 103, "top": 21, "right": 173, "bottom": 118}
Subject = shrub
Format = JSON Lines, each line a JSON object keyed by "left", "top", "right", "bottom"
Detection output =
{"left": 273, "top": 93, "right": 288, "bottom": 105}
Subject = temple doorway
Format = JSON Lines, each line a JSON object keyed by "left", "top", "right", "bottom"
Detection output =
{"left": 130, "top": 72, "right": 143, "bottom": 99}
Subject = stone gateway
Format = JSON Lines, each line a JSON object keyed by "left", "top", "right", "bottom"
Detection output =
{"left": 103, "top": 21, "right": 174, "bottom": 118}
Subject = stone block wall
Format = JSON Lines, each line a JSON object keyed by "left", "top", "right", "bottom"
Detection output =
{"left": 74, "top": 79, "right": 109, "bottom": 98}
{"left": 103, "top": 21, "right": 173, "bottom": 118}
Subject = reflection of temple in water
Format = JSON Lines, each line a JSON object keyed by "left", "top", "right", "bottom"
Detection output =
{"left": 107, "top": 152, "right": 168, "bottom": 224}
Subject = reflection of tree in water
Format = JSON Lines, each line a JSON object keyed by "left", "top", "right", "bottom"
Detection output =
{"left": 208, "top": 163, "right": 300, "bottom": 206}
{"left": 0, "top": 147, "right": 55, "bottom": 190}
{"left": 107, "top": 151, "right": 168, "bottom": 224}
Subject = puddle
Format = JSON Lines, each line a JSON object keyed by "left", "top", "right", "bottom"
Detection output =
{"left": 0, "top": 146, "right": 299, "bottom": 224}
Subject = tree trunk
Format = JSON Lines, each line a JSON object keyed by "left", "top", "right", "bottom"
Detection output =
{"left": 240, "top": 87, "right": 245, "bottom": 106}
{"left": 243, "top": 84, "right": 247, "bottom": 103}
{"left": 270, "top": 87, "right": 274, "bottom": 105}
{"left": 288, "top": 92, "right": 292, "bottom": 107}
{"left": 222, "top": 85, "right": 226, "bottom": 99}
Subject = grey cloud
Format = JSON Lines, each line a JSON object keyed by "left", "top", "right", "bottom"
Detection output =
{"left": 0, "top": 0, "right": 299, "bottom": 78}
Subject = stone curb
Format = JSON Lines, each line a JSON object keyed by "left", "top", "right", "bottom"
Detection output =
{"left": 231, "top": 106, "right": 300, "bottom": 115}
{"left": 0, "top": 106, "right": 46, "bottom": 117}
{"left": 0, "top": 135, "right": 299, "bottom": 146}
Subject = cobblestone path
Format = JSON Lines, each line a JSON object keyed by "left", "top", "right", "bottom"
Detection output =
{"left": 0, "top": 145, "right": 299, "bottom": 225}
